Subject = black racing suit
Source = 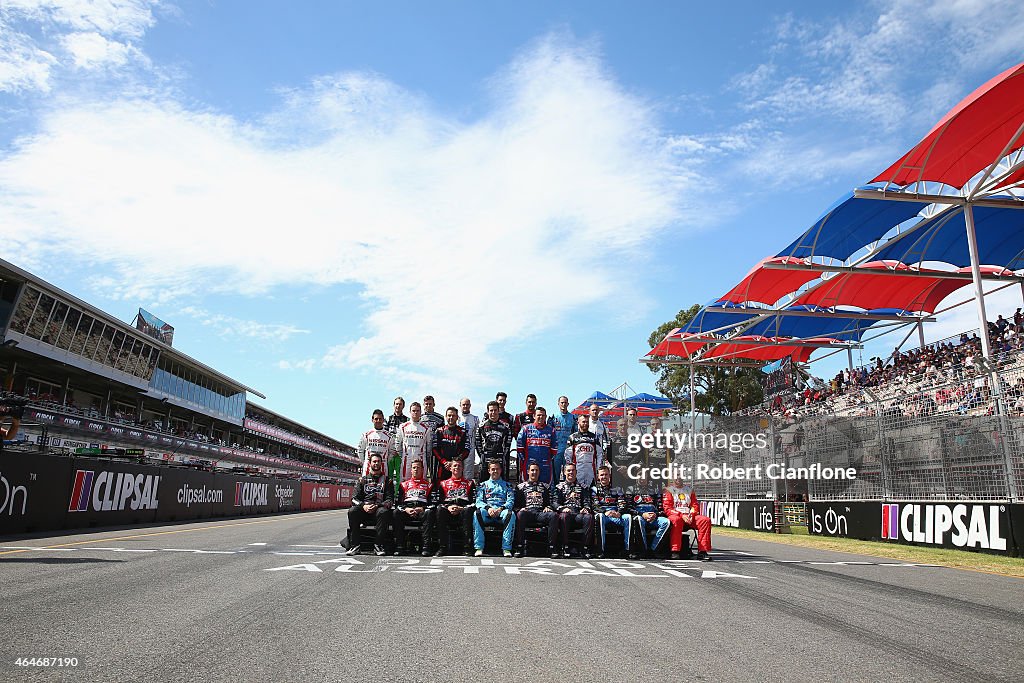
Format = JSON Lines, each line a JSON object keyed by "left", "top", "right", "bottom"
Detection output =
{"left": 435, "top": 476, "right": 477, "bottom": 552}
{"left": 553, "top": 480, "right": 594, "bottom": 549}
{"left": 476, "top": 419, "right": 512, "bottom": 482}
{"left": 514, "top": 480, "right": 557, "bottom": 550}
{"left": 348, "top": 473, "right": 394, "bottom": 547}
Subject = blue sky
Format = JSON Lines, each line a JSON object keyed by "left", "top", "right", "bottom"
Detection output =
{"left": 1, "top": 1, "right": 1022, "bottom": 442}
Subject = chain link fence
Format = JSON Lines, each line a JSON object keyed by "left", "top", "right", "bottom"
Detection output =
{"left": 624, "top": 356, "right": 1024, "bottom": 502}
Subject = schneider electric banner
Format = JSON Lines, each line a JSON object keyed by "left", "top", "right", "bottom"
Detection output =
{"left": 808, "top": 501, "right": 1017, "bottom": 556}
{"left": 700, "top": 499, "right": 778, "bottom": 533}
{"left": 0, "top": 452, "right": 311, "bottom": 535}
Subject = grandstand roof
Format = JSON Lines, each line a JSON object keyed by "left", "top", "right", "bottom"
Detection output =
{"left": 0, "top": 257, "right": 265, "bottom": 399}
{"left": 872, "top": 61, "right": 1024, "bottom": 189}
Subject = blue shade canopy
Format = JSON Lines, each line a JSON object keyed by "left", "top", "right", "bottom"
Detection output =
{"left": 743, "top": 313, "right": 877, "bottom": 341}
{"left": 678, "top": 304, "right": 758, "bottom": 336}
{"left": 776, "top": 191, "right": 932, "bottom": 262}
{"left": 870, "top": 204, "right": 1024, "bottom": 269}
{"left": 623, "top": 392, "right": 673, "bottom": 407}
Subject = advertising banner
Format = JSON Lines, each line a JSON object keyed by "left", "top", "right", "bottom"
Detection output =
{"left": 300, "top": 482, "right": 353, "bottom": 510}
{"left": 157, "top": 468, "right": 224, "bottom": 522}
{"left": 0, "top": 453, "right": 74, "bottom": 534}
{"left": 808, "top": 500, "right": 1016, "bottom": 555}
{"left": 64, "top": 457, "right": 162, "bottom": 528}
{"left": 700, "top": 499, "right": 777, "bottom": 533}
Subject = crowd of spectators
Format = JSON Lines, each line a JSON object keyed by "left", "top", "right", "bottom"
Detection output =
{"left": 755, "top": 307, "right": 1024, "bottom": 420}
{"left": 13, "top": 388, "right": 353, "bottom": 477}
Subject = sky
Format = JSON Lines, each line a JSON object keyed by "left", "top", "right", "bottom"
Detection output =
{"left": 1, "top": 0, "right": 1023, "bottom": 443}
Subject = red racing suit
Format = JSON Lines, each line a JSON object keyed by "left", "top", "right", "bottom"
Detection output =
{"left": 661, "top": 484, "right": 712, "bottom": 553}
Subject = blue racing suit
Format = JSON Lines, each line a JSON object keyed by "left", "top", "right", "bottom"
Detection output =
{"left": 474, "top": 477, "right": 516, "bottom": 551}
{"left": 548, "top": 410, "right": 577, "bottom": 484}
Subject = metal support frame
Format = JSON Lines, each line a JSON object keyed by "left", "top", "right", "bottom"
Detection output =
{"left": 761, "top": 261, "right": 1024, "bottom": 283}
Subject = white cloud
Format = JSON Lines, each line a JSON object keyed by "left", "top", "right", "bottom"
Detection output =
{"left": 0, "top": 37, "right": 696, "bottom": 391}
{"left": 179, "top": 307, "right": 310, "bottom": 342}
{"left": 733, "top": 0, "right": 1024, "bottom": 129}
{"left": 0, "top": 0, "right": 160, "bottom": 93}
{"left": 62, "top": 32, "right": 140, "bottom": 70}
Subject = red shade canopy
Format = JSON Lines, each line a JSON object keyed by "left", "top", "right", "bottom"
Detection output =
{"left": 646, "top": 328, "right": 708, "bottom": 360}
{"left": 719, "top": 256, "right": 822, "bottom": 306}
{"left": 793, "top": 261, "right": 974, "bottom": 313}
{"left": 872, "top": 62, "right": 1024, "bottom": 188}
{"left": 699, "top": 336, "right": 838, "bottom": 363}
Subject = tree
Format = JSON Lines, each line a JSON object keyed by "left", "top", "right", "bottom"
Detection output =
{"left": 646, "top": 306, "right": 764, "bottom": 415}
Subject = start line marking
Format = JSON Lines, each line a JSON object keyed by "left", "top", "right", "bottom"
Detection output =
{"left": 264, "top": 557, "right": 748, "bottom": 579}
{"left": 0, "top": 545, "right": 943, "bottom": 569}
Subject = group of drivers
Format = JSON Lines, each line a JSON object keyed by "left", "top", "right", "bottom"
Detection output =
{"left": 347, "top": 395, "right": 712, "bottom": 561}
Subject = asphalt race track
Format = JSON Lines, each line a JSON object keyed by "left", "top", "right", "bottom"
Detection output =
{"left": 2, "top": 510, "right": 1023, "bottom": 682}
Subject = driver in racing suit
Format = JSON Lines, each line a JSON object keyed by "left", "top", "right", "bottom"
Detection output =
{"left": 593, "top": 465, "right": 633, "bottom": 558}
{"left": 358, "top": 409, "right": 396, "bottom": 476}
{"left": 395, "top": 401, "right": 430, "bottom": 497}
{"left": 662, "top": 478, "right": 712, "bottom": 561}
{"left": 628, "top": 477, "right": 670, "bottom": 558}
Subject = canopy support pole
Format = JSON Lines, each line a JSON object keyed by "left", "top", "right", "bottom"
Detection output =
{"left": 964, "top": 203, "right": 995, "bottom": 363}
{"left": 965, "top": 202, "right": 1018, "bottom": 500}
{"left": 917, "top": 321, "right": 925, "bottom": 350}
{"left": 688, "top": 361, "right": 696, "bottom": 437}
{"left": 847, "top": 348, "right": 854, "bottom": 373}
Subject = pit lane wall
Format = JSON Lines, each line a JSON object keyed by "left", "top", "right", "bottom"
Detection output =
{"left": 0, "top": 452, "right": 353, "bottom": 535}
{"left": 808, "top": 501, "right": 1024, "bottom": 557}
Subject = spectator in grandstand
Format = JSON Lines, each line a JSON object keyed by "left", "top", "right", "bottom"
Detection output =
{"left": 473, "top": 462, "right": 516, "bottom": 557}
{"left": 395, "top": 402, "right": 430, "bottom": 497}
{"left": 593, "top": 465, "right": 632, "bottom": 559}
{"left": 393, "top": 459, "right": 436, "bottom": 556}
{"left": 512, "top": 393, "right": 537, "bottom": 438}
{"left": 565, "top": 413, "right": 600, "bottom": 488}
{"left": 549, "top": 395, "right": 577, "bottom": 485}
{"left": 0, "top": 407, "right": 21, "bottom": 447}
{"left": 516, "top": 406, "right": 557, "bottom": 485}
{"left": 345, "top": 453, "right": 394, "bottom": 556}
{"left": 358, "top": 409, "right": 395, "bottom": 476}
{"left": 553, "top": 462, "right": 593, "bottom": 559}
{"left": 434, "top": 459, "right": 476, "bottom": 556}
{"left": 432, "top": 406, "right": 469, "bottom": 483}
{"left": 420, "top": 395, "right": 445, "bottom": 443}
{"left": 514, "top": 462, "right": 558, "bottom": 558}
{"left": 628, "top": 477, "right": 670, "bottom": 558}
{"left": 662, "top": 478, "right": 712, "bottom": 561}
{"left": 458, "top": 397, "right": 480, "bottom": 480}
{"left": 477, "top": 400, "right": 512, "bottom": 482}
{"left": 384, "top": 396, "right": 409, "bottom": 437}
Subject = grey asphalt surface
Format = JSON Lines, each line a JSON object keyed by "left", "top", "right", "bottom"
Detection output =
{"left": 1, "top": 510, "right": 1022, "bottom": 682}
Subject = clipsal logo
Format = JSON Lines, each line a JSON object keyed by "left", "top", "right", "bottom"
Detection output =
{"left": 882, "top": 503, "right": 1007, "bottom": 551}
{"left": 311, "top": 486, "right": 329, "bottom": 502}
{"left": 702, "top": 501, "right": 739, "bottom": 528}
{"left": 234, "top": 481, "right": 268, "bottom": 507}
{"left": 68, "top": 470, "right": 160, "bottom": 512}
{"left": 0, "top": 471, "right": 29, "bottom": 516}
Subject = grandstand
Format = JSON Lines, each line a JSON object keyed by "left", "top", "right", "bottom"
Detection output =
{"left": 643, "top": 62, "right": 1024, "bottom": 507}
{"left": 0, "top": 257, "right": 360, "bottom": 484}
